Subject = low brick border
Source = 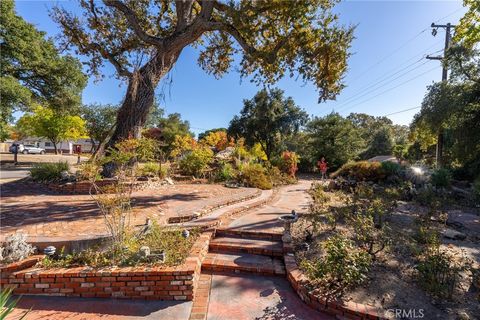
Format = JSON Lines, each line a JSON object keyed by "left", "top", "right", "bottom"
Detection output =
{"left": 189, "top": 272, "right": 213, "bottom": 320}
{"left": 0, "top": 232, "right": 213, "bottom": 301}
{"left": 283, "top": 253, "right": 386, "bottom": 320}
{"left": 168, "top": 189, "right": 262, "bottom": 224}
{"left": 47, "top": 179, "right": 154, "bottom": 195}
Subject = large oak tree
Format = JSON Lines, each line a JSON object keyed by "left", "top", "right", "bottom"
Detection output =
{"left": 52, "top": 0, "right": 353, "bottom": 174}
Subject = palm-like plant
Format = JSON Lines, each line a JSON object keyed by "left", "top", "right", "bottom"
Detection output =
{"left": 0, "top": 288, "right": 29, "bottom": 320}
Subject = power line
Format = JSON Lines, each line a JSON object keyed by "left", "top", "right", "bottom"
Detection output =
{"left": 338, "top": 40, "right": 443, "bottom": 106}
{"left": 336, "top": 61, "right": 434, "bottom": 112}
{"left": 383, "top": 106, "right": 421, "bottom": 117}
{"left": 337, "top": 65, "right": 440, "bottom": 114}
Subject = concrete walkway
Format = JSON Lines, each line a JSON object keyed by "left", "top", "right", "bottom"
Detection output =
{"left": 227, "top": 179, "right": 312, "bottom": 233}
{"left": 201, "top": 177, "right": 332, "bottom": 320}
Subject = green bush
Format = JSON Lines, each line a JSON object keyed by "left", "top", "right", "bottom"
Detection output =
{"left": 430, "top": 168, "right": 451, "bottom": 188}
{"left": 139, "top": 162, "right": 167, "bottom": 178}
{"left": 416, "top": 245, "right": 471, "bottom": 299}
{"left": 267, "top": 166, "right": 297, "bottom": 186}
{"left": 381, "top": 161, "right": 402, "bottom": 176}
{"left": 239, "top": 163, "right": 272, "bottom": 189}
{"left": 331, "top": 161, "right": 387, "bottom": 182}
{"left": 300, "top": 235, "right": 371, "bottom": 297}
{"left": 215, "top": 162, "right": 236, "bottom": 182}
{"left": 30, "top": 161, "right": 70, "bottom": 182}
{"left": 179, "top": 147, "right": 213, "bottom": 177}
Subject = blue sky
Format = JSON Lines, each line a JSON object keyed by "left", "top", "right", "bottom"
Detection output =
{"left": 15, "top": 1, "right": 466, "bottom": 135}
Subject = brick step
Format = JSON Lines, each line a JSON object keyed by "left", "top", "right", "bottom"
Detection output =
{"left": 215, "top": 228, "right": 283, "bottom": 241}
{"left": 209, "top": 236, "right": 283, "bottom": 257}
{"left": 202, "top": 252, "right": 285, "bottom": 276}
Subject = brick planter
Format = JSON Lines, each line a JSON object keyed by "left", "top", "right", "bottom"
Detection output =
{"left": 283, "top": 253, "right": 386, "bottom": 320}
{"left": 1, "top": 232, "right": 213, "bottom": 301}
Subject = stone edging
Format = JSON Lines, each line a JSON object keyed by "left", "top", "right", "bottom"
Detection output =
{"left": 0, "top": 232, "right": 213, "bottom": 301}
{"left": 168, "top": 189, "right": 262, "bottom": 224}
{"left": 283, "top": 253, "right": 386, "bottom": 320}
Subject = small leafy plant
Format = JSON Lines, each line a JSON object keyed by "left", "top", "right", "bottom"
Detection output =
{"left": 29, "top": 161, "right": 69, "bottom": 182}
{"left": 416, "top": 244, "right": 472, "bottom": 299}
{"left": 301, "top": 235, "right": 371, "bottom": 298}
{"left": 1, "top": 288, "right": 29, "bottom": 320}
{"left": 430, "top": 168, "right": 451, "bottom": 188}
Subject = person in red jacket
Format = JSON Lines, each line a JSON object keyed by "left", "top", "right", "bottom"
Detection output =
{"left": 317, "top": 157, "right": 328, "bottom": 180}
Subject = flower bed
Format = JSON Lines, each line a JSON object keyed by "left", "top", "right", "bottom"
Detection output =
{"left": 0, "top": 232, "right": 213, "bottom": 301}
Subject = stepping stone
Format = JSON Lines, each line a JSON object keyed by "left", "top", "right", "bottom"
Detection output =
{"left": 202, "top": 252, "right": 285, "bottom": 276}
{"left": 209, "top": 236, "right": 284, "bottom": 257}
{"left": 442, "top": 228, "right": 467, "bottom": 240}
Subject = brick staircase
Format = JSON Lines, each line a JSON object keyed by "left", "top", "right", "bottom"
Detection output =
{"left": 202, "top": 228, "right": 286, "bottom": 276}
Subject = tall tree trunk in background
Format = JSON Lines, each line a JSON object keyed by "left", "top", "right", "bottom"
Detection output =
{"left": 52, "top": 140, "right": 58, "bottom": 155}
{"left": 102, "top": 51, "right": 180, "bottom": 177}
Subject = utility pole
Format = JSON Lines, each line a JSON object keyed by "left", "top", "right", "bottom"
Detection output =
{"left": 426, "top": 22, "right": 455, "bottom": 168}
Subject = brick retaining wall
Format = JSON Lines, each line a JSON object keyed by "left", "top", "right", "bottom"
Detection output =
{"left": 283, "top": 253, "right": 386, "bottom": 320}
{"left": 1, "top": 232, "right": 213, "bottom": 301}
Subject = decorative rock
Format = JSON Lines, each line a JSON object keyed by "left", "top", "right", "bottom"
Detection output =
{"left": 60, "top": 171, "right": 70, "bottom": 180}
{"left": 182, "top": 229, "right": 190, "bottom": 238}
{"left": 442, "top": 228, "right": 467, "bottom": 240}
{"left": 139, "top": 246, "right": 150, "bottom": 257}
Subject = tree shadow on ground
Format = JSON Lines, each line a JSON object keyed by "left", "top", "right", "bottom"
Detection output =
{"left": 12, "top": 295, "right": 191, "bottom": 318}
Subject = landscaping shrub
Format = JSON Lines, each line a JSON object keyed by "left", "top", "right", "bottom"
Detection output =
{"left": 76, "top": 161, "right": 101, "bottom": 181}
{"left": 331, "top": 161, "right": 386, "bottom": 182}
{"left": 30, "top": 161, "right": 70, "bottom": 182}
{"left": 238, "top": 163, "right": 272, "bottom": 189}
{"left": 139, "top": 162, "right": 167, "bottom": 178}
{"left": 267, "top": 166, "right": 297, "bottom": 186}
{"left": 40, "top": 225, "right": 200, "bottom": 268}
{"left": 300, "top": 235, "right": 371, "bottom": 298}
{"left": 0, "top": 233, "right": 35, "bottom": 264}
{"left": 0, "top": 288, "right": 30, "bottom": 319}
{"left": 381, "top": 161, "right": 402, "bottom": 177}
{"left": 179, "top": 147, "right": 213, "bottom": 177}
{"left": 279, "top": 151, "right": 299, "bottom": 177}
{"left": 416, "top": 245, "right": 472, "bottom": 299}
{"left": 215, "top": 162, "right": 236, "bottom": 182}
{"left": 430, "top": 168, "right": 451, "bottom": 188}
{"left": 351, "top": 214, "right": 391, "bottom": 257}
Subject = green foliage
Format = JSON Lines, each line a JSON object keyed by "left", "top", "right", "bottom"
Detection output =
{"left": 0, "top": 0, "right": 86, "bottom": 141}
{"left": 411, "top": 45, "right": 480, "bottom": 178}
{"left": 229, "top": 88, "right": 308, "bottom": 160}
{"left": 76, "top": 162, "right": 102, "bottom": 182}
{"left": 139, "top": 162, "right": 168, "bottom": 179}
{"left": 416, "top": 245, "right": 472, "bottom": 299}
{"left": 238, "top": 163, "right": 272, "bottom": 190}
{"left": 351, "top": 214, "right": 391, "bottom": 257}
{"left": 305, "top": 113, "right": 365, "bottom": 170}
{"left": 332, "top": 161, "right": 387, "bottom": 182}
{"left": 267, "top": 166, "right": 297, "bottom": 187}
{"left": 360, "top": 126, "right": 394, "bottom": 159}
{"left": 30, "top": 161, "right": 70, "bottom": 183}
{"left": 301, "top": 235, "right": 371, "bottom": 298}
{"left": 215, "top": 162, "right": 236, "bottom": 182}
{"left": 1, "top": 287, "right": 29, "bottom": 320}
{"left": 430, "top": 168, "right": 452, "bottom": 188}
{"left": 453, "top": 0, "right": 480, "bottom": 48}
{"left": 179, "top": 147, "right": 214, "bottom": 177}
{"left": 16, "top": 106, "right": 87, "bottom": 154}
{"left": 381, "top": 161, "right": 402, "bottom": 177}
{"left": 41, "top": 224, "right": 200, "bottom": 268}
{"left": 52, "top": 1, "right": 353, "bottom": 102}
{"left": 81, "top": 103, "right": 118, "bottom": 148}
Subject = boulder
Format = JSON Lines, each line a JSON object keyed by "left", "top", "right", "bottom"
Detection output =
{"left": 442, "top": 228, "right": 467, "bottom": 241}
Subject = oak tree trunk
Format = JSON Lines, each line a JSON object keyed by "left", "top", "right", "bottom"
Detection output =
{"left": 102, "top": 51, "right": 180, "bottom": 177}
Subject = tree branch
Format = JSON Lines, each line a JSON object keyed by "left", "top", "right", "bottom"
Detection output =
{"left": 91, "top": 43, "right": 132, "bottom": 77}
{"left": 103, "top": 0, "right": 164, "bottom": 47}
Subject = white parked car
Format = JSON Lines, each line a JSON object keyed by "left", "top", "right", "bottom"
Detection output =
{"left": 9, "top": 144, "right": 46, "bottom": 154}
